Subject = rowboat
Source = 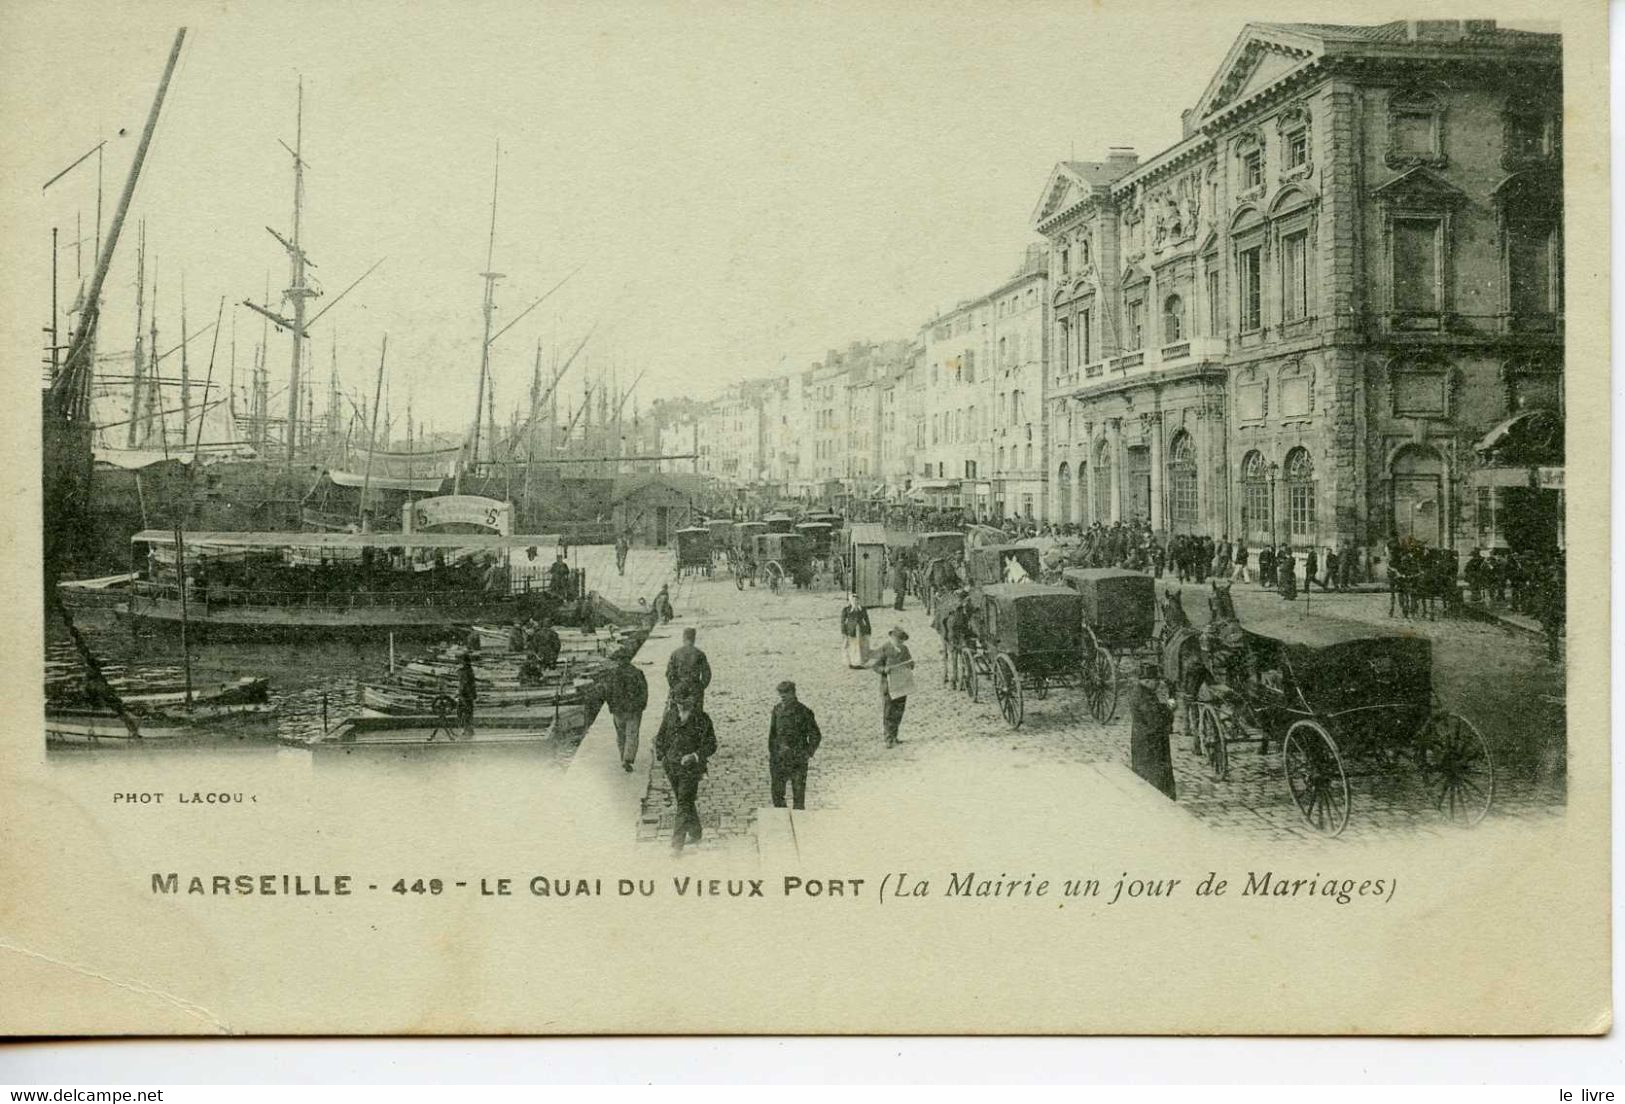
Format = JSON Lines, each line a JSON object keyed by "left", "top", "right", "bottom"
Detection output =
{"left": 46, "top": 678, "right": 277, "bottom": 747}
{"left": 285, "top": 711, "right": 582, "bottom": 753}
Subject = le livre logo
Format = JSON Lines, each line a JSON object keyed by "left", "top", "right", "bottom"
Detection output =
{"left": 1559, "top": 1092, "right": 1614, "bottom": 1101}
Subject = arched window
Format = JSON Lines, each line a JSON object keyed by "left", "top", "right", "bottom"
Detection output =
{"left": 1056, "top": 463, "right": 1073, "bottom": 525}
{"left": 1285, "top": 447, "right": 1316, "bottom": 539}
{"left": 1163, "top": 294, "right": 1185, "bottom": 344}
{"left": 1241, "top": 449, "right": 1271, "bottom": 542}
{"left": 1094, "top": 439, "right": 1114, "bottom": 523}
{"left": 1168, "top": 431, "right": 1198, "bottom": 533}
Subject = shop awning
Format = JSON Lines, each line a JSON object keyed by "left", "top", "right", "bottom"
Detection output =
{"left": 1474, "top": 408, "right": 1562, "bottom": 465}
{"left": 1472, "top": 468, "right": 1535, "bottom": 488}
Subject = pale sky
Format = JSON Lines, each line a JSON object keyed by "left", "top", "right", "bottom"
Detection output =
{"left": 1, "top": 0, "right": 1500, "bottom": 437}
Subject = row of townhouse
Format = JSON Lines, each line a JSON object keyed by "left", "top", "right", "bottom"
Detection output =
{"left": 677, "top": 19, "right": 1565, "bottom": 556}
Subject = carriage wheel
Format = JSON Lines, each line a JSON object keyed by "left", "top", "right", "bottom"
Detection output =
{"left": 1033, "top": 676, "right": 1050, "bottom": 700}
{"left": 1184, "top": 679, "right": 1211, "bottom": 754}
{"left": 764, "top": 561, "right": 785, "bottom": 593}
{"left": 1085, "top": 646, "right": 1118, "bottom": 723}
{"left": 993, "top": 654, "right": 1024, "bottom": 729}
{"left": 959, "top": 647, "right": 980, "bottom": 702}
{"left": 1282, "top": 720, "right": 1351, "bottom": 836}
{"left": 1197, "top": 703, "right": 1229, "bottom": 781}
{"left": 1415, "top": 712, "right": 1495, "bottom": 827}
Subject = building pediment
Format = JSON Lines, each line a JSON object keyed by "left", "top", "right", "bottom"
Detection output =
{"left": 1371, "top": 165, "right": 1468, "bottom": 206}
{"left": 1191, "top": 24, "right": 1323, "bottom": 123}
{"left": 1032, "top": 164, "right": 1098, "bottom": 230}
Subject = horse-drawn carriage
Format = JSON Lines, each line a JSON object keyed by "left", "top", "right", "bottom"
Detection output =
{"left": 796, "top": 521, "right": 836, "bottom": 577}
{"left": 728, "top": 521, "right": 768, "bottom": 586}
{"left": 1060, "top": 567, "right": 1158, "bottom": 723}
{"left": 754, "top": 532, "right": 812, "bottom": 593}
{"left": 966, "top": 544, "right": 1041, "bottom": 588}
{"left": 1173, "top": 620, "right": 1493, "bottom": 836}
{"left": 763, "top": 513, "right": 796, "bottom": 535}
{"left": 675, "top": 527, "right": 713, "bottom": 578}
{"left": 957, "top": 583, "right": 1086, "bottom": 729}
{"left": 705, "top": 518, "right": 735, "bottom": 563}
{"left": 911, "top": 531, "right": 966, "bottom": 610}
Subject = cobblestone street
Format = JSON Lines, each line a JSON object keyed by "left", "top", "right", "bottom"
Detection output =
{"left": 628, "top": 553, "right": 1565, "bottom": 851}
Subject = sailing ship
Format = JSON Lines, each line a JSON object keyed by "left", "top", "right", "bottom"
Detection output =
{"left": 42, "top": 29, "right": 190, "bottom": 742}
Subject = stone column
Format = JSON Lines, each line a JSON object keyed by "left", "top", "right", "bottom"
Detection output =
{"left": 1083, "top": 426, "right": 1098, "bottom": 525}
{"left": 1108, "top": 417, "right": 1123, "bottom": 523}
{"left": 1074, "top": 440, "right": 1087, "bottom": 526}
{"left": 1148, "top": 411, "right": 1164, "bottom": 533}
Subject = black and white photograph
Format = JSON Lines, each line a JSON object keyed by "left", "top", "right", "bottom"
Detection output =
{"left": 2, "top": 0, "right": 1607, "bottom": 1041}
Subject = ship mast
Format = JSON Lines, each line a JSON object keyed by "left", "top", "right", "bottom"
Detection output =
{"left": 283, "top": 77, "right": 310, "bottom": 462}
{"left": 457, "top": 140, "right": 503, "bottom": 494}
{"left": 126, "top": 223, "right": 146, "bottom": 448}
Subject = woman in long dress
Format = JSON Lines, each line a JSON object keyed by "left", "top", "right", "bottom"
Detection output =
{"left": 840, "top": 593, "right": 871, "bottom": 669}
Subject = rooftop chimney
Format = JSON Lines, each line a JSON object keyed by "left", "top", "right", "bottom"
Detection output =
{"left": 1106, "top": 147, "right": 1139, "bottom": 177}
{"left": 1406, "top": 19, "right": 1470, "bottom": 41}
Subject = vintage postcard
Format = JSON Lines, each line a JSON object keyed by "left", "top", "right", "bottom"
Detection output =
{"left": 0, "top": 0, "right": 1608, "bottom": 1035}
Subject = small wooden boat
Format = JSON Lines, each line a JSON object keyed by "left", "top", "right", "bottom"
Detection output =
{"left": 47, "top": 682, "right": 278, "bottom": 747}
{"left": 357, "top": 680, "right": 593, "bottom": 715}
{"left": 286, "top": 710, "right": 583, "bottom": 753}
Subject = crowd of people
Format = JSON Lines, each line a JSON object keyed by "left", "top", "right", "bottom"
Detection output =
{"left": 598, "top": 507, "right": 1565, "bottom": 853}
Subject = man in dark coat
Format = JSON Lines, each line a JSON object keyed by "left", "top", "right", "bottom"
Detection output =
{"left": 548, "top": 553, "right": 573, "bottom": 599}
{"left": 614, "top": 532, "right": 631, "bottom": 577}
{"left": 889, "top": 552, "right": 908, "bottom": 611}
{"left": 665, "top": 626, "right": 712, "bottom": 712}
{"left": 767, "top": 680, "right": 822, "bottom": 810}
{"left": 529, "top": 616, "right": 561, "bottom": 669}
{"left": 652, "top": 584, "right": 675, "bottom": 623}
{"left": 1129, "top": 663, "right": 1177, "bottom": 798}
{"left": 603, "top": 647, "right": 649, "bottom": 771}
{"left": 1304, "top": 546, "right": 1321, "bottom": 593}
{"left": 655, "top": 692, "right": 717, "bottom": 854}
{"left": 1258, "top": 545, "right": 1276, "bottom": 589}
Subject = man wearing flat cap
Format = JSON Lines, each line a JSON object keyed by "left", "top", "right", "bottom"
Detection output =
{"left": 767, "top": 680, "right": 822, "bottom": 810}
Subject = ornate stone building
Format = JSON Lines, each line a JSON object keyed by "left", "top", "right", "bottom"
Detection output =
{"left": 1037, "top": 19, "right": 1562, "bottom": 557}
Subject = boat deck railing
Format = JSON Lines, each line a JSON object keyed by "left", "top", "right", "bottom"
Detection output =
{"left": 129, "top": 581, "right": 534, "bottom": 611}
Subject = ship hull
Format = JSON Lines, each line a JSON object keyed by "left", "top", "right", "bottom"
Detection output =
{"left": 118, "top": 595, "right": 532, "bottom": 641}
